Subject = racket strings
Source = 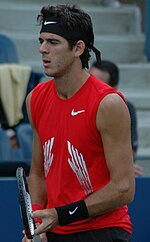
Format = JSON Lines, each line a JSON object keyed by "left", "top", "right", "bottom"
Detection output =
{"left": 16, "top": 167, "right": 35, "bottom": 239}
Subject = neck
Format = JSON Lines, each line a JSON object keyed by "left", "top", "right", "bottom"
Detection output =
{"left": 54, "top": 69, "right": 90, "bottom": 100}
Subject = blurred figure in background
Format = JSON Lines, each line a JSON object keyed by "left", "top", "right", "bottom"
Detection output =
{"left": 90, "top": 60, "right": 143, "bottom": 176}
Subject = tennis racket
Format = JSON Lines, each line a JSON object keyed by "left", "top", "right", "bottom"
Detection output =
{"left": 16, "top": 167, "right": 41, "bottom": 241}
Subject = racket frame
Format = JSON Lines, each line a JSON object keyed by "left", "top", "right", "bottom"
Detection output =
{"left": 16, "top": 167, "right": 35, "bottom": 239}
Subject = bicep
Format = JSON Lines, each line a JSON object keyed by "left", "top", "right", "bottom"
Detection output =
{"left": 97, "top": 94, "right": 134, "bottom": 182}
{"left": 26, "top": 92, "right": 44, "bottom": 175}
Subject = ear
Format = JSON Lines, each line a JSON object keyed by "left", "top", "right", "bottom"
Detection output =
{"left": 74, "top": 40, "right": 85, "bottom": 57}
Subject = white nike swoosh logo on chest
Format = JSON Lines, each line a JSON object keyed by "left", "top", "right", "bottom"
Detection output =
{"left": 71, "top": 109, "right": 85, "bottom": 116}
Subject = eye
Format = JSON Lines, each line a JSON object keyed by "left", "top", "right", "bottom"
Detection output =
{"left": 48, "top": 39, "right": 60, "bottom": 45}
{"left": 39, "top": 38, "right": 43, "bottom": 45}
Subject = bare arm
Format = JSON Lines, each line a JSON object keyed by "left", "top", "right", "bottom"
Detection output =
{"left": 26, "top": 92, "right": 47, "bottom": 208}
{"left": 22, "top": 93, "right": 49, "bottom": 242}
{"left": 85, "top": 93, "right": 135, "bottom": 217}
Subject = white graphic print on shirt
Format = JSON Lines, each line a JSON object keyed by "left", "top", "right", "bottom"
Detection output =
{"left": 43, "top": 138, "right": 93, "bottom": 195}
{"left": 43, "top": 137, "right": 54, "bottom": 176}
{"left": 67, "top": 141, "right": 93, "bottom": 195}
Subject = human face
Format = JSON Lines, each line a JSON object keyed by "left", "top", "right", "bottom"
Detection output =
{"left": 90, "top": 66, "right": 110, "bottom": 84}
{"left": 39, "top": 32, "right": 75, "bottom": 77}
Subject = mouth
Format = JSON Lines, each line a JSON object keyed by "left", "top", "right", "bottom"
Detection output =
{"left": 43, "top": 59, "right": 51, "bottom": 67}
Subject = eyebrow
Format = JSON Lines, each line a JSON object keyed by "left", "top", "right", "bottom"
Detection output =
{"left": 38, "top": 37, "right": 60, "bottom": 42}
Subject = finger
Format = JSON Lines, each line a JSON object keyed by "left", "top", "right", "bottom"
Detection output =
{"left": 32, "top": 210, "right": 43, "bottom": 220}
{"left": 35, "top": 222, "right": 40, "bottom": 228}
{"left": 22, "top": 234, "right": 32, "bottom": 242}
{"left": 40, "top": 233, "right": 48, "bottom": 242}
{"left": 34, "top": 223, "right": 46, "bottom": 236}
{"left": 133, "top": 164, "right": 143, "bottom": 176}
{"left": 134, "top": 169, "right": 143, "bottom": 176}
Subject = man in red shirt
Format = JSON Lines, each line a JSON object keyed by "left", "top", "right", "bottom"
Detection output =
{"left": 23, "top": 4, "right": 135, "bottom": 242}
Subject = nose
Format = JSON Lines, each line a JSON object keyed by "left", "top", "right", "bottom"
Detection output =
{"left": 39, "top": 41, "right": 48, "bottom": 54}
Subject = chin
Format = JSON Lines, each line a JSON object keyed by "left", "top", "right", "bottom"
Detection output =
{"left": 43, "top": 68, "right": 53, "bottom": 77}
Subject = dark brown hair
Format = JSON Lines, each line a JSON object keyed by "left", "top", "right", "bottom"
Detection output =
{"left": 37, "top": 4, "right": 95, "bottom": 68}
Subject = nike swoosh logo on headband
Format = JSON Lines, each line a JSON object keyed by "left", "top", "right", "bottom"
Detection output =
{"left": 44, "top": 21, "right": 57, "bottom": 25}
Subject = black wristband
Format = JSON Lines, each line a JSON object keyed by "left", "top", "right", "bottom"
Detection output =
{"left": 55, "top": 200, "right": 89, "bottom": 226}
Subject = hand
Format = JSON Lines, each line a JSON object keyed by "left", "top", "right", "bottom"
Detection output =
{"left": 133, "top": 163, "right": 143, "bottom": 176}
{"left": 22, "top": 223, "right": 48, "bottom": 242}
{"left": 22, "top": 233, "right": 32, "bottom": 242}
{"left": 32, "top": 208, "right": 59, "bottom": 235}
{"left": 22, "top": 234, "right": 47, "bottom": 242}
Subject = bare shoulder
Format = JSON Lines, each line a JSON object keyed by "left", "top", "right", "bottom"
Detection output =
{"left": 26, "top": 90, "right": 32, "bottom": 106}
{"left": 100, "top": 93, "right": 127, "bottom": 110}
{"left": 25, "top": 90, "right": 34, "bottom": 126}
{"left": 96, "top": 93, "right": 130, "bottom": 132}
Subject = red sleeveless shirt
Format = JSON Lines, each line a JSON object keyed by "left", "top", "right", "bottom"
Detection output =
{"left": 31, "top": 74, "right": 132, "bottom": 234}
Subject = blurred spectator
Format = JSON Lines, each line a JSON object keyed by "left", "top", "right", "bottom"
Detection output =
{"left": 0, "top": 66, "right": 43, "bottom": 159}
{"left": 0, "top": 33, "right": 44, "bottom": 161}
{"left": 90, "top": 60, "right": 143, "bottom": 176}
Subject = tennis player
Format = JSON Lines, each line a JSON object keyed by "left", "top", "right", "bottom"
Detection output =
{"left": 22, "top": 4, "right": 135, "bottom": 242}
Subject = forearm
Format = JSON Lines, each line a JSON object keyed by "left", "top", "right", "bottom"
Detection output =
{"left": 52, "top": 177, "right": 134, "bottom": 227}
{"left": 85, "top": 179, "right": 134, "bottom": 218}
{"left": 28, "top": 170, "right": 47, "bottom": 208}
{"left": 27, "top": 126, "right": 47, "bottom": 207}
